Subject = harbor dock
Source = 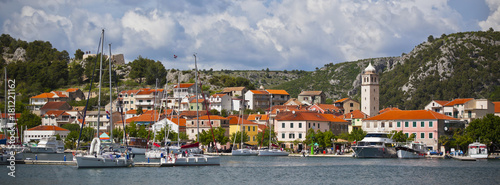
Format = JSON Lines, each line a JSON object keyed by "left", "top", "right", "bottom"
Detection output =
{"left": 24, "top": 160, "right": 76, "bottom": 165}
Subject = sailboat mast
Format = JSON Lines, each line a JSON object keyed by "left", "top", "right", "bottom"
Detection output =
{"left": 240, "top": 109, "right": 243, "bottom": 149}
{"left": 2, "top": 67, "right": 6, "bottom": 137}
{"left": 97, "top": 29, "right": 104, "bottom": 138}
{"left": 194, "top": 53, "right": 199, "bottom": 143}
{"left": 177, "top": 78, "right": 180, "bottom": 147}
{"left": 268, "top": 93, "right": 272, "bottom": 149}
{"left": 109, "top": 43, "right": 113, "bottom": 143}
{"left": 164, "top": 74, "right": 168, "bottom": 143}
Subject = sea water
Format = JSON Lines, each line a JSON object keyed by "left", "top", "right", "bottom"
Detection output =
{"left": 1, "top": 154, "right": 499, "bottom": 184}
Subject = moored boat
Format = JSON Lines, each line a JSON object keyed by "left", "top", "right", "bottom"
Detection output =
{"left": 396, "top": 142, "right": 427, "bottom": 159}
{"left": 352, "top": 132, "right": 397, "bottom": 158}
{"left": 30, "top": 137, "right": 64, "bottom": 153}
{"left": 468, "top": 142, "right": 488, "bottom": 159}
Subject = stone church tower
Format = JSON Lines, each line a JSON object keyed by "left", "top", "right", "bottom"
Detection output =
{"left": 361, "top": 63, "right": 379, "bottom": 117}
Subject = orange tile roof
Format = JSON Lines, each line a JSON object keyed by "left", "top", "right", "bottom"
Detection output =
{"left": 266, "top": 89, "right": 289, "bottom": 95}
{"left": 31, "top": 93, "right": 55, "bottom": 99}
{"left": 27, "top": 125, "right": 69, "bottom": 131}
{"left": 168, "top": 118, "right": 186, "bottom": 127}
{"left": 321, "top": 114, "right": 349, "bottom": 123}
{"left": 258, "top": 124, "right": 267, "bottom": 131}
{"left": 247, "top": 114, "right": 269, "bottom": 121}
{"left": 379, "top": 107, "right": 401, "bottom": 114}
{"left": 0, "top": 113, "right": 21, "bottom": 119}
{"left": 179, "top": 111, "right": 207, "bottom": 118}
{"left": 343, "top": 110, "right": 368, "bottom": 119}
{"left": 493, "top": 102, "right": 500, "bottom": 113}
{"left": 334, "top": 98, "right": 350, "bottom": 103}
{"left": 52, "top": 91, "right": 68, "bottom": 98}
{"left": 66, "top": 88, "right": 79, "bottom": 92}
{"left": 249, "top": 90, "right": 269, "bottom": 95}
{"left": 433, "top": 100, "right": 450, "bottom": 106}
{"left": 174, "top": 83, "right": 195, "bottom": 88}
{"left": 44, "top": 110, "right": 70, "bottom": 117}
{"left": 228, "top": 116, "right": 258, "bottom": 125}
{"left": 136, "top": 89, "right": 164, "bottom": 95}
{"left": 115, "top": 116, "right": 139, "bottom": 124}
{"left": 198, "top": 115, "right": 228, "bottom": 120}
{"left": 314, "top": 104, "right": 341, "bottom": 111}
{"left": 125, "top": 109, "right": 137, "bottom": 114}
{"left": 444, "top": 98, "right": 474, "bottom": 106}
{"left": 211, "top": 94, "right": 226, "bottom": 98}
{"left": 40, "top": 101, "right": 70, "bottom": 110}
{"left": 190, "top": 99, "right": 205, "bottom": 103}
{"left": 365, "top": 110, "right": 459, "bottom": 121}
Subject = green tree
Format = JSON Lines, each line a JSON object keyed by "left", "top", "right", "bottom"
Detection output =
{"left": 465, "top": 114, "right": 500, "bottom": 152}
{"left": 65, "top": 130, "right": 79, "bottom": 149}
{"left": 68, "top": 61, "right": 84, "bottom": 85}
{"left": 230, "top": 131, "right": 249, "bottom": 148}
{"left": 348, "top": 128, "right": 366, "bottom": 142}
{"left": 136, "top": 107, "right": 143, "bottom": 115}
{"left": 17, "top": 109, "right": 41, "bottom": 129}
{"left": 61, "top": 124, "right": 80, "bottom": 132}
{"left": 427, "top": 35, "right": 434, "bottom": 42}
{"left": 256, "top": 127, "right": 276, "bottom": 147}
{"left": 74, "top": 49, "right": 84, "bottom": 60}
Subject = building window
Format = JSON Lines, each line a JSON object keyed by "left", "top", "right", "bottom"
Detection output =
{"left": 191, "top": 130, "right": 194, "bottom": 133}
{"left": 397, "top": 122, "right": 401, "bottom": 127}
{"left": 290, "top": 123, "right": 294, "bottom": 128}
{"left": 248, "top": 126, "right": 250, "bottom": 131}
{"left": 201, "top": 121, "right": 204, "bottom": 125}
{"left": 318, "top": 124, "right": 320, "bottom": 128}
{"left": 299, "top": 123, "right": 302, "bottom": 128}
{"left": 253, "top": 126, "right": 255, "bottom": 131}
{"left": 366, "top": 122, "right": 370, "bottom": 128}
{"left": 308, "top": 123, "right": 311, "bottom": 128}
{"left": 405, "top": 133, "right": 409, "bottom": 137}
{"left": 299, "top": 133, "right": 302, "bottom": 138}
{"left": 282, "top": 133, "right": 285, "bottom": 139}
{"left": 420, "top": 133, "right": 425, "bottom": 139}
{"left": 412, "top": 122, "right": 416, "bottom": 127}
{"left": 131, "top": 101, "right": 134, "bottom": 104}
{"left": 429, "top": 133, "right": 433, "bottom": 139}
{"left": 429, "top": 121, "right": 433, "bottom": 127}
{"left": 381, "top": 122, "right": 385, "bottom": 127}
{"left": 405, "top": 122, "right": 408, "bottom": 127}
{"left": 389, "top": 122, "right": 392, "bottom": 127}
{"left": 421, "top": 122, "right": 425, "bottom": 127}
{"left": 282, "top": 123, "right": 285, "bottom": 128}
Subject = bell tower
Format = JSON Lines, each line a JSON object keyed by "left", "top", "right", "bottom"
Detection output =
{"left": 361, "top": 63, "right": 379, "bottom": 117}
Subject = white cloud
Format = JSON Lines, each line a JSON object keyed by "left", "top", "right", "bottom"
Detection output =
{"left": 479, "top": 0, "right": 500, "bottom": 31}
{"left": 0, "top": 0, "right": 476, "bottom": 71}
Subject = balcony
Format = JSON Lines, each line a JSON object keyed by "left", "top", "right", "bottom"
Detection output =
{"left": 135, "top": 101, "right": 154, "bottom": 106}
{"left": 31, "top": 101, "right": 47, "bottom": 105}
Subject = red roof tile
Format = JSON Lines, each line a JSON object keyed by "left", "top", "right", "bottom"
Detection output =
{"left": 343, "top": 110, "right": 368, "bottom": 119}
{"left": 267, "top": 89, "right": 289, "bottom": 95}
{"left": 27, "top": 125, "right": 69, "bottom": 131}
{"left": 493, "top": 102, "right": 500, "bottom": 113}
{"left": 364, "top": 110, "right": 458, "bottom": 121}
{"left": 52, "top": 91, "right": 68, "bottom": 98}
{"left": 174, "top": 83, "right": 195, "bottom": 88}
{"left": 277, "top": 112, "right": 348, "bottom": 122}
{"left": 433, "top": 100, "right": 450, "bottom": 106}
{"left": 249, "top": 90, "right": 269, "bottom": 95}
{"left": 44, "top": 110, "right": 70, "bottom": 117}
{"left": 198, "top": 115, "right": 228, "bottom": 120}
{"left": 379, "top": 107, "right": 401, "bottom": 114}
{"left": 334, "top": 98, "right": 350, "bottom": 103}
{"left": 168, "top": 117, "right": 186, "bottom": 127}
{"left": 40, "top": 102, "right": 71, "bottom": 110}
{"left": 31, "top": 93, "right": 55, "bottom": 99}
{"left": 66, "top": 88, "right": 79, "bottom": 92}
{"left": 444, "top": 98, "right": 474, "bottom": 106}
{"left": 228, "top": 116, "right": 258, "bottom": 125}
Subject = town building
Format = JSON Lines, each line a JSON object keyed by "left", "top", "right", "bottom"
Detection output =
{"left": 334, "top": 98, "right": 360, "bottom": 114}
{"left": 362, "top": 109, "right": 463, "bottom": 150}
{"left": 23, "top": 125, "right": 70, "bottom": 142}
{"left": 341, "top": 110, "right": 368, "bottom": 133}
{"left": 494, "top": 102, "right": 500, "bottom": 117}
{"left": 185, "top": 115, "right": 229, "bottom": 141}
{"left": 308, "top": 104, "right": 343, "bottom": 116}
{"left": 245, "top": 90, "right": 270, "bottom": 110}
{"left": 39, "top": 101, "right": 73, "bottom": 116}
{"left": 442, "top": 98, "right": 495, "bottom": 124}
{"left": 274, "top": 111, "right": 349, "bottom": 151}
{"left": 228, "top": 115, "right": 259, "bottom": 146}
{"left": 221, "top": 87, "right": 247, "bottom": 97}
{"left": 424, "top": 100, "right": 449, "bottom": 114}
{"left": 118, "top": 89, "right": 140, "bottom": 111}
{"left": 209, "top": 93, "right": 232, "bottom": 113}
{"left": 173, "top": 83, "right": 197, "bottom": 99}
{"left": 267, "top": 89, "right": 290, "bottom": 106}
{"left": 297, "top": 91, "right": 326, "bottom": 105}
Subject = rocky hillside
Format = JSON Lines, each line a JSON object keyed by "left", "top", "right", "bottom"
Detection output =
{"left": 273, "top": 30, "right": 500, "bottom": 110}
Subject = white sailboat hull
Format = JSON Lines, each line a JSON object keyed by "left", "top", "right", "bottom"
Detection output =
{"left": 160, "top": 154, "right": 220, "bottom": 166}
{"left": 258, "top": 149, "right": 289, "bottom": 156}
{"left": 232, "top": 149, "right": 259, "bottom": 156}
{"left": 129, "top": 147, "right": 147, "bottom": 155}
{"left": 397, "top": 150, "right": 424, "bottom": 159}
{"left": 75, "top": 154, "right": 133, "bottom": 168}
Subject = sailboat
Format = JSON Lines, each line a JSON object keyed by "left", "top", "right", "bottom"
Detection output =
{"left": 160, "top": 53, "right": 220, "bottom": 166}
{"left": 258, "top": 93, "right": 289, "bottom": 156}
{"left": 231, "top": 109, "right": 258, "bottom": 156}
{"left": 74, "top": 29, "right": 133, "bottom": 168}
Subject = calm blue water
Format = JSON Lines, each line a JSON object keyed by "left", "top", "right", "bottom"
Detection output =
{"left": 1, "top": 154, "right": 499, "bottom": 185}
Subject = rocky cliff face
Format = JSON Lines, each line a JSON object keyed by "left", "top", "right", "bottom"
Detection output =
{"left": 2, "top": 47, "right": 26, "bottom": 63}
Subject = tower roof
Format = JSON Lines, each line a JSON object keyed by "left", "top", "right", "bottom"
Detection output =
{"left": 364, "top": 63, "right": 376, "bottom": 74}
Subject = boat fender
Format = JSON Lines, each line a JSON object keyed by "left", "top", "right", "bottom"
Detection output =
{"left": 204, "top": 158, "right": 208, "bottom": 163}
{"left": 195, "top": 158, "right": 198, "bottom": 163}
{"left": 72, "top": 152, "right": 76, "bottom": 156}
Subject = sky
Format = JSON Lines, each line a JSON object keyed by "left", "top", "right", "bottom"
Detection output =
{"left": 1, "top": 0, "right": 498, "bottom": 71}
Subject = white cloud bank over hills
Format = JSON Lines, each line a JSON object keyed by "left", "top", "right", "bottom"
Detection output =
{"left": 0, "top": 0, "right": 495, "bottom": 71}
